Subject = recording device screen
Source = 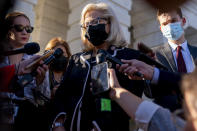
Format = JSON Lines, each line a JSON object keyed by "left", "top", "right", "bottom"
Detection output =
{"left": 91, "top": 62, "right": 110, "bottom": 95}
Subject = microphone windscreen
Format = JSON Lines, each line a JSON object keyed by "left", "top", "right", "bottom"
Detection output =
{"left": 24, "top": 42, "right": 40, "bottom": 55}
{"left": 54, "top": 48, "right": 63, "bottom": 57}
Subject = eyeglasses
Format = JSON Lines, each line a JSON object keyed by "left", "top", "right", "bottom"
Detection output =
{"left": 11, "top": 24, "right": 34, "bottom": 33}
{"left": 81, "top": 17, "right": 108, "bottom": 29}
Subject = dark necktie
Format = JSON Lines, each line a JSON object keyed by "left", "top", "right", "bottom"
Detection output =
{"left": 176, "top": 46, "right": 187, "bottom": 73}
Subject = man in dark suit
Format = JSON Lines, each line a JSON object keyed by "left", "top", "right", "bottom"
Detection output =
{"left": 152, "top": 8, "right": 197, "bottom": 111}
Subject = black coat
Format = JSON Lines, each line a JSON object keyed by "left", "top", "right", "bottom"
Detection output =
{"left": 149, "top": 69, "right": 183, "bottom": 112}
{"left": 53, "top": 46, "right": 146, "bottom": 131}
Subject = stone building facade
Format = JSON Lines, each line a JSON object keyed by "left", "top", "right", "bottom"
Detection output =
{"left": 11, "top": 0, "right": 197, "bottom": 54}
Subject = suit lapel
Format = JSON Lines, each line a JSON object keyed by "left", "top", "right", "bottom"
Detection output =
{"left": 188, "top": 44, "right": 197, "bottom": 61}
{"left": 161, "top": 43, "right": 178, "bottom": 72}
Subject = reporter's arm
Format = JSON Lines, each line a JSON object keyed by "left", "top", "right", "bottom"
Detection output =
{"left": 157, "top": 70, "right": 181, "bottom": 92}
{"left": 108, "top": 69, "right": 179, "bottom": 131}
{"left": 108, "top": 69, "right": 143, "bottom": 119}
{"left": 117, "top": 59, "right": 181, "bottom": 92}
{"left": 109, "top": 87, "right": 162, "bottom": 130}
{"left": 110, "top": 87, "right": 142, "bottom": 119}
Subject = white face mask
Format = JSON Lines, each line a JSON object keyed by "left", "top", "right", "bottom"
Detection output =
{"left": 161, "top": 22, "right": 184, "bottom": 41}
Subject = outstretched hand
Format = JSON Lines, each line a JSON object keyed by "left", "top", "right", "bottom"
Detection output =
{"left": 35, "top": 60, "right": 48, "bottom": 86}
{"left": 116, "top": 59, "right": 154, "bottom": 80}
{"left": 108, "top": 68, "right": 121, "bottom": 88}
{"left": 107, "top": 68, "right": 122, "bottom": 100}
{"left": 17, "top": 55, "right": 40, "bottom": 75}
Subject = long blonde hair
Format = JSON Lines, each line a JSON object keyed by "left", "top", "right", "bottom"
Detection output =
{"left": 80, "top": 3, "right": 127, "bottom": 51}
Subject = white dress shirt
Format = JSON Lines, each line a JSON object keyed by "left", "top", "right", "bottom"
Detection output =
{"left": 168, "top": 41, "right": 195, "bottom": 73}
{"left": 135, "top": 101, "right": 185, "bottom": 131}
{"left": 135, "top": 101, "right": 160, "bottom": 130}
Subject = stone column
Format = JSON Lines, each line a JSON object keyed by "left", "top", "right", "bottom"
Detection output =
{"left": 130, "top": 0, "right": 165, "bottom": 49}
{"left": 182, "top": 0, "right": 197, "bottom": 29}
{"left": 12, "top": 0, "right": 37, "bottom": 26}
{"left": 32, "top": 0, "right": 69, "bottom": 53}
{"left": 67, "top": 0, "right": 132, "bottom": 54}
{"left": 182, "top": 0, "right": 197, "bottom": 46}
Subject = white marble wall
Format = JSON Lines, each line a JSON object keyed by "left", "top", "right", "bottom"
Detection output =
{"left": 131, "top": 0, "right": 165, "bottom": 49}
{"left": 12, "top": 0, "right": 37, "bottom": 25}
{"left": 13, "top": 0, "right": 197, "bottom": 53}
{"left": 131, "top": 0, "right": 197, "bottom": 49}
{"left": 32, "top": 0, "right": 69, "bottom": 53}
{"left": 182, "top": 0, "right": 197, "bottom": 46}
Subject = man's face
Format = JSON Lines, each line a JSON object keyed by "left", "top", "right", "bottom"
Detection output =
{"left": 158, "top": 10, "right": 185, "bottom": 28}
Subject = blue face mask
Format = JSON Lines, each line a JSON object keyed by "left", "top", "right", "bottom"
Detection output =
{"left": 161, "top": 22, "right": 184, "bottom": 41}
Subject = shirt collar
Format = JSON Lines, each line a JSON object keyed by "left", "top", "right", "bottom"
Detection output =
{"left": 168, "top": 40, "right": 188, "bottom": 52}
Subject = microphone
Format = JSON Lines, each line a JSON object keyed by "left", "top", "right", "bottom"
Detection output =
{"left": 138, "top": 42, "right": 155, "bottom": 58}
{"left": 139, "top": 53, "right": 168, "bottom": 70}
{"left": 4, "top": 42, "right": 40, "bottom": 56}
{"left": 96, "top": 49, "right": 122, "bottom": 65}
{"left": 96, "top": 49, "right": 143, "bottom": 77}
{"left": 137, "top": 43, "right": 167, "bottom": 70}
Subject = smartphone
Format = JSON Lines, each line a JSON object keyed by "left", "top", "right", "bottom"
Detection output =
{"left": 91, "top": 62, "right": 110, "bottom": 95}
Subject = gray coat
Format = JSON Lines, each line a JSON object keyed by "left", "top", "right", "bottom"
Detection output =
{"left": 152, "top": 43, "right": 197, "bottom": 72}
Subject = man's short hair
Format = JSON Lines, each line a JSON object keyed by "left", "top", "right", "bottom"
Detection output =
{"left": 157, "top": 8, "right": 183, "bottom": 19}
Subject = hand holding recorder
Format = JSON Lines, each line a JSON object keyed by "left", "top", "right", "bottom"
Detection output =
{"left": 18, "top": 48, "right": 63, "bottom": 87}
{"left": 25, "top": 49, "right": 54, "bottom": 70}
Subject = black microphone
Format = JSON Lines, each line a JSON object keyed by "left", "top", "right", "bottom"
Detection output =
{"left": 96, "top": 50, "right": 106, "bottom": 64}
{"left": 4, "top": 42, "right": 40, "bottom": 56}
{"left": 97, "top": 49, "right": 143, "bottom": 77}
{"left": 139, "top": 53, "right": 168, "bottom": 70}
{"left": 96, "top": 49, "right": 122, "bottom": 65}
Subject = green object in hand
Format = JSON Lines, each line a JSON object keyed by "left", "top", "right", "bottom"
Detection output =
{"left": 101, "top": 98, "right": 111, "bottom": 111}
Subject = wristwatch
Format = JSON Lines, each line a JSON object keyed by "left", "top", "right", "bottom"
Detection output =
{"left": 52, "top": 122, "right": 64, "bottom": 128}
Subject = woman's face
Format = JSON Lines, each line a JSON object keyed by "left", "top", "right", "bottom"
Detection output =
{"left": 54, "top": 45, "right": 68, "bottom": 57}
{"left": 84, "top": 10, "right": 110, "bottom": 34}
{"left": 9, "top": 16, "right": 31, "bottom": 48}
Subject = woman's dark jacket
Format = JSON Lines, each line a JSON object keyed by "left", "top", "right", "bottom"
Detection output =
{"left": 52, "top": 46, "right": 146, "bottom": 131}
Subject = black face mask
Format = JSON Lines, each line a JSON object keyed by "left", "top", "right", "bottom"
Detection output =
{"left": 50, "top": 56, "right": 68, "bottom": 72}
{"left": 85, "top": 24, "right": 108, "bottom": 46}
